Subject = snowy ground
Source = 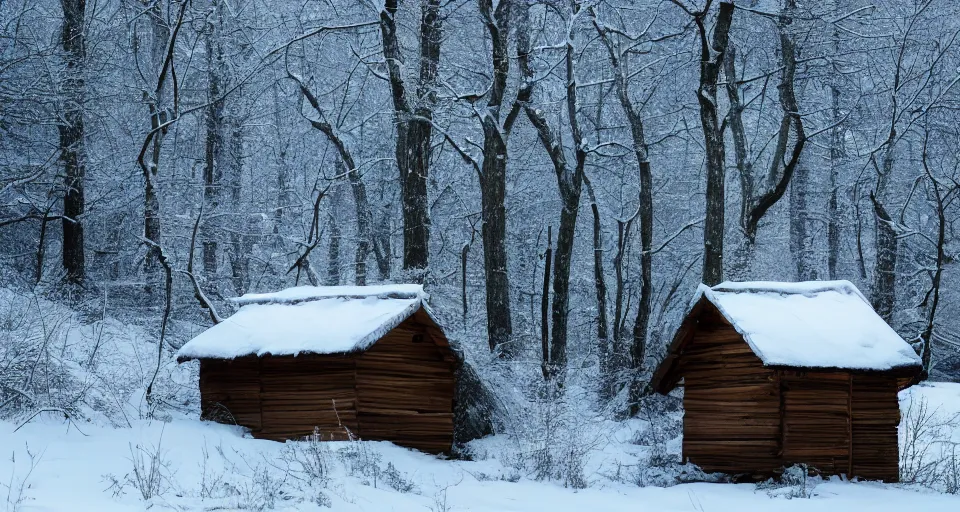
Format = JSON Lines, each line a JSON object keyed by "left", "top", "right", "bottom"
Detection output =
{"left": 0, "top": 382, "right": 957, "bottom": 511}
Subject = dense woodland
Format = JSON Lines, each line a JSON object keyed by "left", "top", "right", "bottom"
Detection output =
{"left": 2, "top": 0, "right": 960, "bottom": 412}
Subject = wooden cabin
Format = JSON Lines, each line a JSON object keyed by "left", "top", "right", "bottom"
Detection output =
{"left": 177, "top": 285, "right": 456, "bottom": 454}
{"left": 651, "top": 281, "right": 923, "bottom": 482}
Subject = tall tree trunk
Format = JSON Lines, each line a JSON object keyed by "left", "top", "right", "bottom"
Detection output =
{"left": 919, "top": 141, "right": 946, "bottom": 380}
{"left": 694, "top": 1, "right": 735, "bottom": 286}
{"left": 871, "top": 190, "right": 897, "bottom": 322}
{"left": 591, "top": 7, "right": 654, "bottom": 404}
{"left": 584, "top": 177, "right": 611, "bottom": 397}
{"left": 476, "top": 0, "right": 516, "bottom": 357}
{"left": 724, "top": 3, "right": 805, "bottom": 276}
{"left": 142, "top": 2, "right": 167, "bottom": 279}
{"left": 226, "top": 120, "right": 248, "bottom": 296}
{"left": 517, "top": 1, "right": 586, "bottom": 380}
{"left": 827, "top": 23, "right": 844, "bottom": 280}
{"left": 59, "top": 0, "right": 87, "bottom": 285}
{"left": 379, "top": 0, "right": 442, "bottom": 277}
{"left": 325, "top": 197, "right": 342, "bottom": 286}
{"left": 790, "top": 163, "right": 818, "bottom": 280}
{"left": 203, "top": 3, "right": 227, "bottom": 278}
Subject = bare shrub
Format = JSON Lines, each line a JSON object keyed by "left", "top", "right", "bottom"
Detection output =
{"left": 103, "top": 432, "right": 175, "bottom": 502}
{"left": 756, "top": 464, "right": 819, "bottom": 499}
{"left": 336, "top": 442, "right": 416, "bottom": 492}
{"left": 283, "top": 429, "right": 332, "bottom": 485}
{"left": 0, "top": 296, "right": 82, "bottom": 421}
{"left": 1, "top": 444, "right": 41, "bottom": 512}
{"left": 198, "top": 443, "right": 229, "bottom": 500}
{"left": 498, "top": 384, "right": 601, "bottom": 489}
{"left": 899, "top": 394, "right": 960, "bottom": 492}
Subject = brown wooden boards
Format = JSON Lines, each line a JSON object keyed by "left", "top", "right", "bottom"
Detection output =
{"left": 680, "top": 311, "right": 780, "bottom": 475}
{"left": 781, "top": 371, "right": 851, "bottom": 475}
{"left": 665, "top": 301, "right": 908, "bottom": 482}
{"left": 200, "top": 356, "right": 262, "bottom": 431}
{"left": 195, "top": 306, "right": 456, "bottom": 454}
{"left": 355, "top": 316, "right": 455, "bottom": 453}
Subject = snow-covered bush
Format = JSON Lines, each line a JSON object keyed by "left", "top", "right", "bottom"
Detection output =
{"left": 0, "top": 294, "right": 83, "bottom": 421}
{"left": 337, "top": 441, "right": 416, "bottom": 492}
{"left": 756, "top": 464, "right": 819, "bottom": 499}
{"left": 103, "top": 437, "right": 175, "bottom": 501}
{"left": 900, "top": 394, "right": 960, "bottom": 493}
{"left": 494, "top": 382, "right": 601, "bottom": 489}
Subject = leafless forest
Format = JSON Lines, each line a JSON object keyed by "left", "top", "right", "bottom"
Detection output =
{"left": 2, "top": 0, "right": 960, "bottom": 405}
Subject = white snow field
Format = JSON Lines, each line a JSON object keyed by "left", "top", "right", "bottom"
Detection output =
{"left": 0, "top": 382, "right": 957, "bottom": 511}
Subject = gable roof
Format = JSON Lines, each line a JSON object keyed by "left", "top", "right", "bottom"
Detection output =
{"left": 652, "top": 280, "right": 922, "bottom": 393}
{"left": 176, "top": 284, "right": 438, "bottom": 362}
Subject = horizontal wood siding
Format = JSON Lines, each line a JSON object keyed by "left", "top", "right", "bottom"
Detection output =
{"left": 257, "top": 354, "right": 358, "bottom": 441}
{"left": 356, "top": 315, "right": 455, "bottom": 454}
{"left": 680, "top": 306, "right": 780, "bottom": 475}
{"left": 199, "top": 357, "right": 262, "bottom": 431}
{"left": 851, "top": 374, "right": 900, "bottom": 481}
{"left": 196, "top": 307, "right": 456, "bottom": 453}
{"left": 781, "top": 371, "right": 851, "bottom": 475}
{"left": 663, "top": 301, "right": 909, "bottom": 482}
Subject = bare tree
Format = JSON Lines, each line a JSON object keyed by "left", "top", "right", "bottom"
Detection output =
{"left": 671, "top": 0, "right": 735, "bottom": 286}
{"left": 287, "top": 57, "right": 391, "bottom": 286}
{"left": 379, "top": 0, "right": 442, "bottom": 277}
{"left": 588, "top": 5, "right": 663, "bottom": 405}
{"left": 459, "top": 0, "right": 522, "bottom": 356}
{"left": 724, "top": 3, "right": 806, "bottom": 275}
{"left": 59, "top": 0, "right": 87, "bottom": 285}
{"left": 517, "top": 0, "right": 588, "bottom": 380}
{"left": 136, "top": 1, "right": 169, "bottom": 280}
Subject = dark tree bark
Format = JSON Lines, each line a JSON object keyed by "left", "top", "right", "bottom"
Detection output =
{"left": 517, "top": 1, "right": 586, "bottom": 380}
{"left": 203, "top": 3, "right": 227, "bottom": 278}
{"left": 870, "top": 191, "right": 897, "bottom": 322}
{"left": 141, "top": 2, "right": 168, "bottom": 279}
{"left": 827, "top": 23, "right": 844, "bottom": 280}
{"left": 590, "top": 7, "right": 654, "bottom": 404}
{"left": 379, "top": 0, "right": 442, "bottom": 276}
{"left": 287, "top": 68, "right": 390, "bottom": 286}
{"left": 134, "top": 0, "right": 188, "bottom": 289}
{"left": 674, "top": 0, "right": 734, "bottom": 286}
{"left": 59, "top": 0, "right": 87, "bottom": 285}
{"left": 725, "top": 5, "right": 805, "bottom": 252}
{"left": 584, "top": 176, "right": 611, "bottom": 396}
{"left": 918, "top": 137, "right": 949, "bottom": 379}
{"left": 541, "top": 226, "right": 552, "bottom": 381}
{"left": 475, "top": 0, "right": 518, "bottom": 357}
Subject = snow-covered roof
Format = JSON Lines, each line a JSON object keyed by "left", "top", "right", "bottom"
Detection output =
{"left": 692, "top": 280, "right": 921, "bottom": 371}
{"left": 176, "top": 284, "right": 434, "bottom": 361}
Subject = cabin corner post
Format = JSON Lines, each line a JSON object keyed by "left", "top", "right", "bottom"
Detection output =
{"left": 847, "top": 373, "right": 854, "bottom": 478}
{"left": 776, "top": 369, "right": 785, "bottom": 468}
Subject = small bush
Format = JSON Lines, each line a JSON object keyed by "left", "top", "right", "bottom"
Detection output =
{"left": 899, "top": 394, "right": 960, "bottom": 492}
{"left": 756, "top": 464, "right": 819, "bottom": 499}
{"left": 103, "top": 436, "right": 174, "bottom": 501}
{"left": 1, "top": 444, "right": 41, "bottom": 512}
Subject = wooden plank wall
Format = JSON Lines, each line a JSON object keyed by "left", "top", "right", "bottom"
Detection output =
{"left": 355, "top": 315, "right": 456, "bottom": 454}
{"left": 257, "top": 354, "right": 359, "bottom": 441}
{"left": 197, "top": 308, "right": 456, "bottom": 454}
{"left": 851, "top": 374, "right": 900, "bottom": 481}
{"left": 680, "top": 306, "right": 781, "bottom": 475}
{"left": 781, "top": 371, "right": 851, "bottom": 475}
{"left": 677, "top": 305, "right": 903, "bottom": 482}
{"left": 199, "top": 357, "right": 262, "bottom": 431}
